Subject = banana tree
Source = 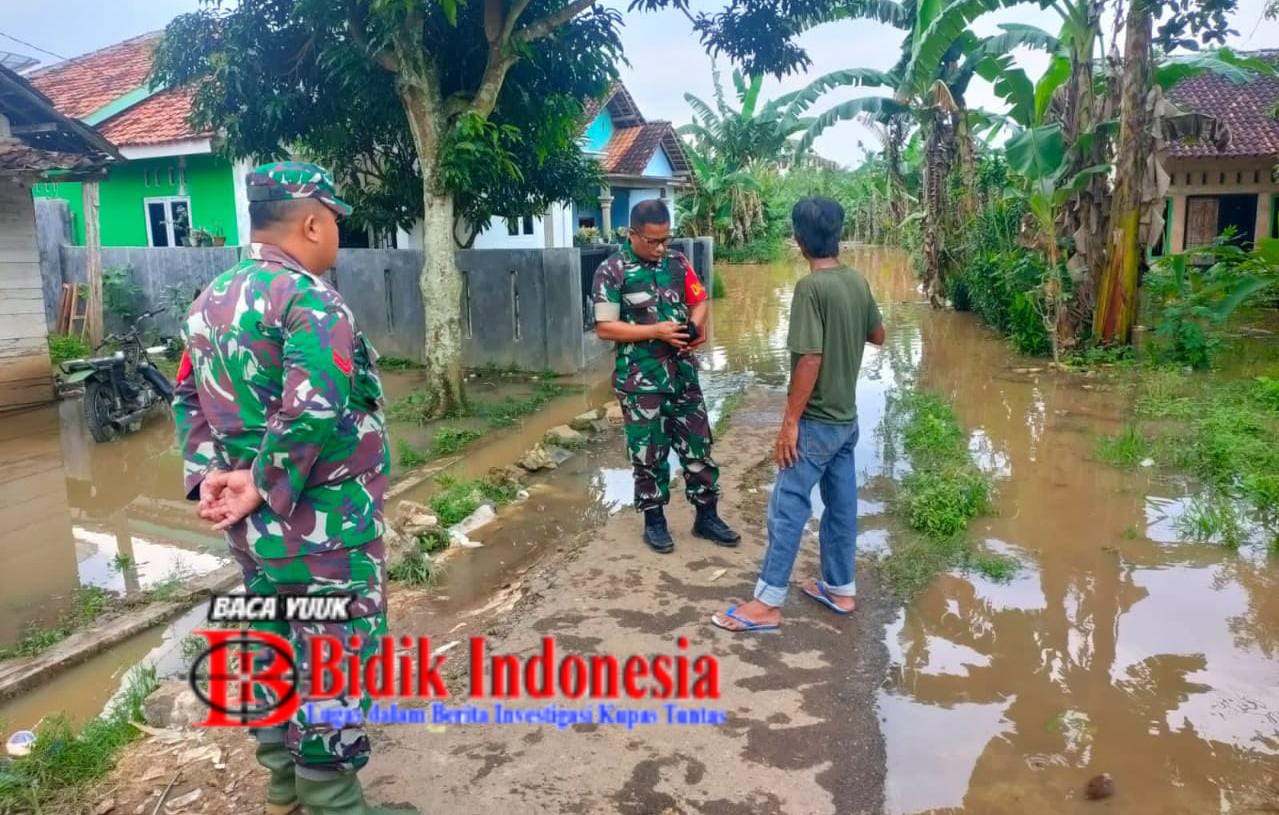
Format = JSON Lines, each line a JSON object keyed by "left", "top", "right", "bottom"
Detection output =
{"left": 793, "top": 0, "right": 1056, "bottom": 306}
{"left": 1004, "top": 122, "right": 1109, "bottom": 362}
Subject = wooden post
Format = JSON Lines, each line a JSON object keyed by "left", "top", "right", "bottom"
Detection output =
{"left": 82, "top": 180, "right": 103, "bottom": 345}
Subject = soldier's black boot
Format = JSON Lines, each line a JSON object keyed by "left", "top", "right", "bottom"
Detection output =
{"left": 643, "top": 507, "right": 675, "bottom": 553}
{"left": 693, "top": 500, "right": 741, "bottom": 546}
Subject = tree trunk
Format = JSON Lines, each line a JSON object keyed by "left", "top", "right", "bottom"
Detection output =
{"left": 1093, "top": 1, "right": 1151, "bottom": 345}
{"left": 400, "top": 76, "right": 466, "bottom": 418}
{"left": 921, "top": 111, "right": 951, "bottom": 308}
{"left": 884, "top": 117, "right": 908, "bottom": 230}
{"left": 82, "top": 181, "right": 103, "bottom": 345}
{"left": 1059, "top": 0, "right": 1107, "bottom": 345}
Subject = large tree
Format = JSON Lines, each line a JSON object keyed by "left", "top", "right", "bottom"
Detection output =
{"left": 154, "top": 0, "right": 824, "bottom": 417}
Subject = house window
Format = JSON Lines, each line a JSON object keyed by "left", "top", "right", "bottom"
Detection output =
{"left": 168, "top": 167, "right": 177, "bottom": 185}
{"left": 578, "top": 217, "right": 596, "bottom": 229}
{"left": 145, "top": 197, "right": 192, "bottom": 247}
{"left": 506, "top": 216, "right": 535, "bottom": 236}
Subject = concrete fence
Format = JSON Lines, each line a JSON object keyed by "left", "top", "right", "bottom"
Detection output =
{"left": 34, "top": 199, "right": 714, "bottom": 374}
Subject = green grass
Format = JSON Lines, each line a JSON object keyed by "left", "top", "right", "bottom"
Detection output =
{"left": 1095, "top": 426, "right": 1152, "bottom": 468}
{"left": 475, "top": 381, "right": 569, "bottom": 428}
{"left": 1122, "top": 525, "right": 1140, "bottom": 540}
{"left": 1101, "top": 361, "right": 1279, "bottom": 548}
{"left": 109, "top": 553, "right": 134, "bottom": 573}
{"left": 47, "top": 334, "right": 91, "bottom": 367}
{"left": 1177, "top": 492, "right": 1246, "bottom": 549}
{"left": 388, "top": 549, "right": 438, "bottom": 586}
{"left": 426, "top": 472, "right": 523, "bottom": 528}
{"left": 432, "top": 427, "right": 481, "bottom": 455}
{"left": 880, "top": 390, "right": 1003, "bottom": 597}
{"left": 377, "top": 356, "right": 421, "bottom": 371}
{"left": 398, "top": 440, "right": 430, "bottom": 469}
{"left": 0, "top": 665, "right": 157, "bottom": 812}
{"left": 0, "top": 587, "right": 111, "bottom": 660}
{"left": 711, "top": 270, "right": 728, "bottom": 300}
{"left": 713, "top": 390, "right": 745, "bottom": 438}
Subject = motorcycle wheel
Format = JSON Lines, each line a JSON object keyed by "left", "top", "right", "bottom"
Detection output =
{"left": 85, "top": 380, "right": 118, "bottom": 443}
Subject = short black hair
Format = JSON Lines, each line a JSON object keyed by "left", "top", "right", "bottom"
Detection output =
{"left": 249, "top": 199, "right": 308, "bottom": 232}
{"left": 791, "top": 197, "right": 844, "bottom": 259}
{"left": 630, "top": 199, "right": 671, "bottom": 230}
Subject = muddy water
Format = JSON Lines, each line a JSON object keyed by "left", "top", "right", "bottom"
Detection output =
{"left": 847, "top": 254, "right": 1279, "bottom": 814}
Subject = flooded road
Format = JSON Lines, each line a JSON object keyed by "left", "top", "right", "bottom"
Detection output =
{"left": 5, "top": 248, "right": 1278, "bottom": 814}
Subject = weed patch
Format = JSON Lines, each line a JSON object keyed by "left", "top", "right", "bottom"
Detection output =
{"left": 0, "top": 587, "right": 111, "bottom": 660}
{"left": 0, "top": 665, "right": 157, "bottom": 812}
{"left": 880, "top": 390, "right": 1002, "bottom": 596}
{"left": 713, "top": 391, "right": 745, "bottom": 438}
{"left": 1095, "top": 426, "right": 1151, "bottom": 468}
{"left": 377, "top": 356, "right": 421, "bottom": 371}
{"left": 433, "top": 427, "right": 481, "bottom": 455}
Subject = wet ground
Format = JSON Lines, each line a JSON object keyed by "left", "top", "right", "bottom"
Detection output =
{"left": 9, "top": 248, "right": 1279, "bottom": 813}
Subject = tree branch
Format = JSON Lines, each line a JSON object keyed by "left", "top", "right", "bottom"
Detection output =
{"left": 514, "top": 0, "right": 597, "bottom": 44}
{"left": 347, "top": 2, "right": 400, "bottom": 72}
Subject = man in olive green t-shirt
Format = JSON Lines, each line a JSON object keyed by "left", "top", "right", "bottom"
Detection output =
{"left": 713, "top": 197, "right": 885, "bottom": 633}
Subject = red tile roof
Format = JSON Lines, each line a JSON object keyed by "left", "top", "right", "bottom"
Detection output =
{"left": 603, "top": 121, "right": 688, "bottom": 177}
{"left": 1167, "top": 51, "right": 1279, "bottom": 159}
{"left": 27, "top": 32, "right": 209, "bottom": 148}
{"left": 99, "top": 87, "right": 206, "bottom": 146}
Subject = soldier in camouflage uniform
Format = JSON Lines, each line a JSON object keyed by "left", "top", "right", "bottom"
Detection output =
{"left": 175, "top": 162, "right": 414, "bottom": 815}
{"left": 592, "top": 199, "right": 740, "bottom": 553}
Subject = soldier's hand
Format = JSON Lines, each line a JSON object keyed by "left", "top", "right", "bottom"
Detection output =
{"left": 651, "top": 321, "right": 690, "bottom": 349}
{"left": 208, "top": 470, "right": 265, "bottom": 531}
{"left": 197, "top": 470, "right": 228, "bottom": 521}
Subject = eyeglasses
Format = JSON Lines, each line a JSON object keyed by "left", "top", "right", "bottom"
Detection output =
{"left": 630, "top": 231, "right": 672, "bottom": 248}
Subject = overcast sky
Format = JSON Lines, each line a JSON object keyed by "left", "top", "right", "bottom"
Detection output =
{"left": 3, "top": 0, "right": 1277, "bottom": 166}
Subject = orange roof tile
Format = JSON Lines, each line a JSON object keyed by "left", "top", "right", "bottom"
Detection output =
{"left": 29, "top": 33, "right": 161, "bottom": 120}
{"left": 27, "top": 33, "right": 209, "bottom": 148}
{"left": 98, "top": 87, "right": 209, "bottom": 146}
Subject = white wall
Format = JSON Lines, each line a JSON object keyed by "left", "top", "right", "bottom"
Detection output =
{"left": 472, "top": 213, "right": 546, "bottom": 250}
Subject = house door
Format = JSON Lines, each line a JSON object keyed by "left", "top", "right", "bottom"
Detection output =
{"left": 1217, "top": 194, "right": 1257, "bottom": 248}
{"left": 145, "top": 197, "right": 191, "bottom": 247}
{"left": 1184, "top": 196, "right": 1218, "bottom": 249}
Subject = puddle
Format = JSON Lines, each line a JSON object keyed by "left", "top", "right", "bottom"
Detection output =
{"left": 875, "top": 289, "right": 1279, "bottom": 813}
{"left": 3, "top": 246, "right": 1278, "bottom": 815}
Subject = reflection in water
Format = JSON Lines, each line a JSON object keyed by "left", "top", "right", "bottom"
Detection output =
{"left": 864, "top": 257, "right": 1279, "bottom": 814}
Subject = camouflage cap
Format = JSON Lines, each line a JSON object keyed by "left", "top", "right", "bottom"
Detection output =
{"left": 246, "top": 160, "right": 352, "bottom": 217}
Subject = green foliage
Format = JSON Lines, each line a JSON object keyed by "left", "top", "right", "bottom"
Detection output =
{"left": 1177, "top": 492, "right": 1246, "bottom": 548}
{"left": 150, "top": 0, "right": 625, "bottom": 237}
{"left": 713, "top": 390, "right": 745, "bottom": 437}
{"left": 1095, "top": 426, "right": 1151, "bottom": 468}
{"left": 397, "top": 440, "right": 430, "bottom": 469}
{"left": 432, "top": 427, "right": 481, "bottom": 455}
{"left": 1252, "top": 376, "right": 1279, "bottom": 410}
{"left": 1144, "top": 240, "right": 1278, "bottom": 369}
{"left": 388, "top": 549, "right": 437, "bottom": 586}
{"left": 951, "top": 243, "right": 1054, "bottom": 356}
{"left": 0, "top": 587, "right": 110, "bottom": 660}
{"left": 711, "top": 270, "right": 728, "bottom": 299}
{"left": 109, "top": 553, "right": 134, "bottom": 573}
{"left": 427, "top": 472, "right": 522, "bottom": 527}
{"left": 377, "top": 356, "right": 421, "bottom": 371}
{"left": 0, "top": 665, "right": 157, "bottom": 811}
{"left": 102, "top": 266, "right": 141, "bottom": 323}
{"left": 475, "top": 381, "right": 569, "bottom": 428}
{"left": 47, "top": 334, "right": 91, "bottom": 366}
{"left": 881, "top": 389, "right": 1001, "bottom": 596}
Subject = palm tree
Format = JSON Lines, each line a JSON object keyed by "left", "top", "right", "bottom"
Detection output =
{"left": 791, "top": 0, "right": 1058, "bottom": 305}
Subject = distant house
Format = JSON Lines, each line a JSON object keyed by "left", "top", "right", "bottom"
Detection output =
{"left": 1163, "top": 52, "right": 1279, "bottom": 253}
{"left": 26, "top": 33, "right": 251, "bottom": 248}
{"left": 467, "top": 83, "right": 692, "bottom": 249}
{"left": 0, "top": 65, "right": 117, "bottom": 411}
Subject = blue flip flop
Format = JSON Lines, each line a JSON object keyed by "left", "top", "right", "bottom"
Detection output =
{"left": 711, "top": 606, "right": 779, "bottom": 633}
{"left": 802, "top": 581, "right": 855, "bottom": 615}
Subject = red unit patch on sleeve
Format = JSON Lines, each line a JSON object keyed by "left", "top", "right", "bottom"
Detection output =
{"left": 176, "top": 350, "right": 193, "bottom": 383}
{"left": 333, "top": 350, "right": 354, "bottom": 375}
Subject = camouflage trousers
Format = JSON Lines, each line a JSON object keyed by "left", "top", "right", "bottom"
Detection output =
{"left": 228, "top": 538, "right": 387, "bottom": 777}
{"left": 619, "top": 385, "right": 720, "bottom": 512}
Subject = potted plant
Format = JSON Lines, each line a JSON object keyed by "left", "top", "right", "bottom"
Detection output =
{"left": 188, "top": 227, "right": 213, "bottom": 248}
{"left": 211, "top": 224, "right": 227, "bottom": 247}
{"left": 613, "top": 226, "right": 628, "bottom": 244}
{"left": 574, "top": 226, "right": 600, "bottom": 247}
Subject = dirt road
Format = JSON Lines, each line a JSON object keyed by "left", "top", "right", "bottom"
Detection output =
{"left": 102, "top": 387, "right": 893, "bottom": 815}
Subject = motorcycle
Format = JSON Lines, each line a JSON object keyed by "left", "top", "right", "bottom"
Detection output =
{"left": 58, "top": 309, "right": 179, "bottom": 442}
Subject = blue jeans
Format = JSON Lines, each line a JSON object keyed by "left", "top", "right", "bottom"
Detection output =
{"left": 755, "top": 418, "right": 859, "bottom": 607}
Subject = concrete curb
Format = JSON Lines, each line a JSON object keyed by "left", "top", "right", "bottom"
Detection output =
{"left": 0, "top": 565, "right": 241, "bottom": 703}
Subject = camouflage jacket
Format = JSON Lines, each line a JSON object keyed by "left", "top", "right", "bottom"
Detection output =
{"left": 174, "top": 243, "right": 390, "bottom": 560}
{"left": 591, "top": 246, "right": 706, "bottom": 394}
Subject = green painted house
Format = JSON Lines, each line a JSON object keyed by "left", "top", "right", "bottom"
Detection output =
{"left": 27, "top": 33, "right": 250, "bottom": 248}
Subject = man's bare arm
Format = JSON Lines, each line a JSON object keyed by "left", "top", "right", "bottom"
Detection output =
{"left": 776, "top": 353, "right": 822, "bottom": 468}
